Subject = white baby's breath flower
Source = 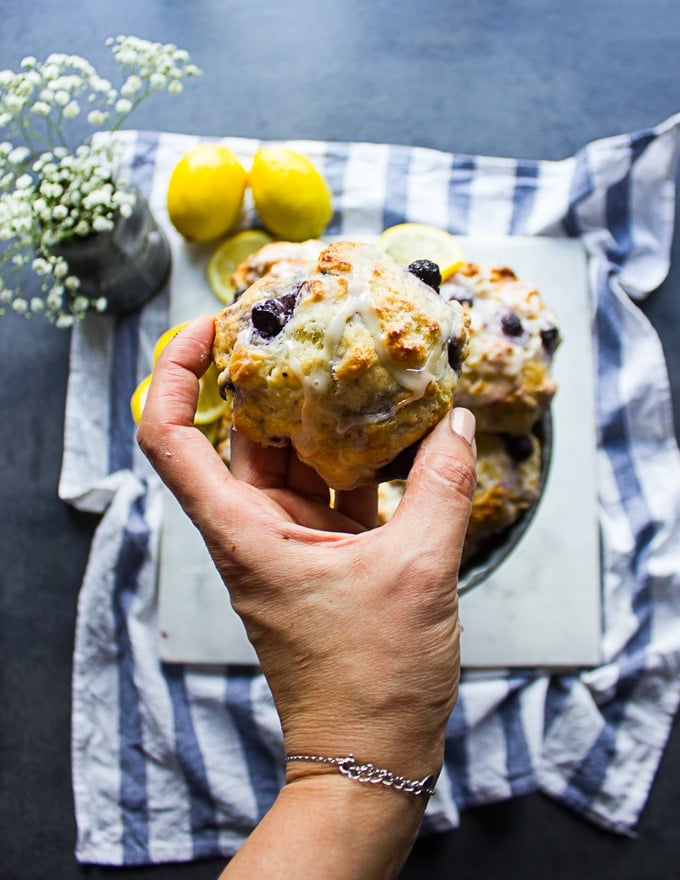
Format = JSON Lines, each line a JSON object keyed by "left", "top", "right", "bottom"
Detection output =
{"left": 7, "top": 146, "right": 31, "bottom": 165}
{"left": 92, "top": 214, "right": 114, "bottom": 232}
{"left": 32, "top": 257, "right": 51, "bottom": 275}
{"left": 31, "top": 100, "right": 52, "bottom": 117}
{"left": 40, "top": 181, "right": 64, "bottom": 199}
{"left": 1, "top": 35, "right": 198, "bottom": 326}
{"left": 62, "top": 100, "right": 80, "bottom": 119}
{"left": 5, "top": 93, "right": 26, "bottom": 112}
{"left": 121, "top": 74, "right": 142, "bottom": 97}
{"left": 52, "top": 258, "right": 68, "bottom": 279}
{"left": 46, "top": 288, "right": 64, "bottom": 309}
{"left": 8, "top": 146, "right": 30, "bottom": 164}
{"left": 149, "top": 73, "right": 166, "bottom": 91}
{"left": 87, "top": 109, "right": 107, "bottom": 126}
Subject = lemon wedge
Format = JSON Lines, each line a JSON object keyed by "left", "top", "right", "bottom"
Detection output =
{"left": 207, "top": 229, "right": 274, "bottom": 304}
{"left": 375, "top": 223, "right": 465, "bottom": 281}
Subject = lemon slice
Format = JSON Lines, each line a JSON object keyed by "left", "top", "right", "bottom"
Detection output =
{"left": 193, "top": 362, "right": 229, "bottom": 425}
{"left": 376, "top": 223, "right": 465, "bottom": 281}
{"left": 131, "top": 328, "right": 228, "bottom": 427}
{"left": 153, "top": 322, "right": 189, "bottom": 365}
{"left": 130, "top": 374, "right": 153, "bottom": 425}
{"left": 207, "top": 229, "right": 274, "bottom": 304}
{"left": 129, "top": 366, "right": 228, "bottom": 427}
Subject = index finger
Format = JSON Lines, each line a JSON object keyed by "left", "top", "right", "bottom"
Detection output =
{"left": 136, "top": 313, "right": 243, "bottom": 525}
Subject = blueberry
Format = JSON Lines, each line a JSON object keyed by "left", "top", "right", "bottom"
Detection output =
{"left": 540, "top": 324, "right": 560, "bottom": 355}
{"left": 250, "top": 286, "right": 302, "bottom": 339}
{"left": 407, "top": 259, "right": 441, "bottom": 293}
{"left": 503, "top": 434, "right": 535, "bottom": 462}
{"left": 447, "top": 336, "right": 465, "bottom": 372}
{"left": 500, "top": 310, "right": 524, "bottom": 337}
{"left": 251, "top": 299, "right": 286, "bottom": 338}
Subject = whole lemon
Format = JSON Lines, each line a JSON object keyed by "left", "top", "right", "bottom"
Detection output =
{"left": 167, "top": 144, "right": 247, "bottom": 242}
{"left": 249, "top": 146, "right": 333, "bottom": 242}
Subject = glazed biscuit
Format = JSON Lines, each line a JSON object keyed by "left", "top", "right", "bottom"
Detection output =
{"left": 213, "top": 240, "right": 469, "bottom": 490}
{"left": 443, "top": 263, "right": 560, "bottom": 435}
{"left": 231, "top": 239, "right": 324, "bottom": 298}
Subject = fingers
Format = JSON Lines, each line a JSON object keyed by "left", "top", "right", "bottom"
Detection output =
{"left": 386, "top": 407, "right": 477, "bottom": 575}
{"left": 230, "top": 429, "right": 373, "bottom": 533}
{"left": 230, "top": 428, "right": 330, "bottom": 501}
{"left": 136, "top": 313, "right": 249, "bottom": 530}
{"left": 333, "top": 485, "right": 378, "bottom": 530}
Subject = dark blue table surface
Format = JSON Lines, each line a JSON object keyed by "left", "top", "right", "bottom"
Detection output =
{"left": 1, "top": 3, "right": 679, "bottom": 878}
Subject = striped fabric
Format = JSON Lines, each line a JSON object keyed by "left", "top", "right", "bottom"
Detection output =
{"left": 60, "top": 116, "right": 680, "bottom": 865}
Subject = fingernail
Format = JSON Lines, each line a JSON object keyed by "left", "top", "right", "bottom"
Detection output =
{"left": 450, "top": 407, "right": 476, "bottom": 447}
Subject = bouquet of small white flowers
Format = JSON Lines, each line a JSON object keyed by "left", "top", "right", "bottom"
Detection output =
{"left": 0, "top": 35, "right": 200, "bottom": 326}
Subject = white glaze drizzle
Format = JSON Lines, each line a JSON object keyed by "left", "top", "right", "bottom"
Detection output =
{"left": 287, "top": 250, "right": 451, "bottom": 411}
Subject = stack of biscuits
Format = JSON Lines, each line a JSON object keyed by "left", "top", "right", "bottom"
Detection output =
{"left": 212, "top": 240, "right": 561, "bottom": 565}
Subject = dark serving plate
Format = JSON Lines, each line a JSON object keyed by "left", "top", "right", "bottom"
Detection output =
{"left": 457, "top": 413, "right": 553, "bottom": 596}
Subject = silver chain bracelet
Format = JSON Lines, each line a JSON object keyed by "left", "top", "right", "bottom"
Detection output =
{"left": 285, "top": 753, "right": 436, "bottom": 797}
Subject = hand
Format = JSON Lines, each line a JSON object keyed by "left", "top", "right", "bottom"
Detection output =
{"left": 137, "top": 313, "right": 477, "bottom": 785}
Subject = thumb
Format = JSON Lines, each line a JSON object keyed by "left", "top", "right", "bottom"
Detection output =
{"left": 387, "top": 407, "right": 477, "bottom": 572}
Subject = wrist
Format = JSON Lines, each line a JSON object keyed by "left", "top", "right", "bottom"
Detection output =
{"left": 279, "top": 771, "right": 427, "bottom": 877}
{"left": 221, "top": 766, "right": 428, "bottom": 879}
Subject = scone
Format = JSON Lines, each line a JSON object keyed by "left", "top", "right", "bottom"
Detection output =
{"left": 443, "top": 263, "right": 560, "bottom": 435}
{"left": 213, "top": 240, "right": 470, "bottom": 490}
{"left": 462, "top": 431, "right": 541, "bottom": 563}
{"left": 377, "top": 431, "right": 542, "bottom": 563}
{"left": 231, "top": 239, "right": 324, "bottom": 298}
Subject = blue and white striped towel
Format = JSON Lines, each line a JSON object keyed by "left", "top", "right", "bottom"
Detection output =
{"left": 59, "top": 116, "right": 680, "bottom": 865}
